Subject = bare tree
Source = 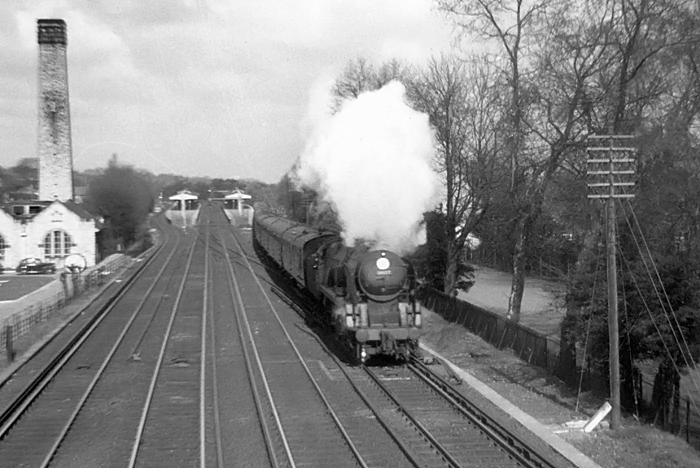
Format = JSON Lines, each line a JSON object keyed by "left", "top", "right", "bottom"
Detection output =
{"left": 329, "top": 55, "right": 501, "bottom": 294}
{"left": 437, "top": 0, "right": 554, "bottom": 321}
{"left": 410, "top": 54, "right": 502, "bottom": 294}
{"left": 436, "top": 0, "right": 652, "bottom": 320}
{"left": 542, "top": 0, "right": 700, "bottom": 398}
{"left": 577, "top": 0, "right": 687, "bottom": 134}
{"left": 561, "top": 0, "right": 695, "bottom": 274}
{"left": 331, "top": 58, "right": 414, "bottom": 110}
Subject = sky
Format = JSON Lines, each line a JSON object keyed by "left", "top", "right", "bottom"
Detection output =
{"left": 0, "top": 0, "right": 456, "bottom": 183}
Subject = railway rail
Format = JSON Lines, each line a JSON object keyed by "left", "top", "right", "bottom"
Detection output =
{"left": 217, "top": 207, "right": 368, "bottom": 467}
{"left": 0, "top": 202, "right": 573, "bottom": 467}
{"left": 0, "top": 215, "right": 198, "bottom": 466}
{"left": 127, "top": 225, "right": 207, "bottom": 467}
{"left": 359, "top": 361, "right": 558, "bottom": 468}
{"left": 271, "top": 278, "right": 564, "bottom": 468}
{"left": 222, "top": 203, "right": 567, "bottom": 468}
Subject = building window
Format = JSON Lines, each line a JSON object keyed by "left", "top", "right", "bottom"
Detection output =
{"left": 44, "top": 230, "right": 72, "bottom": 259}
{"left": 0, "top": 234, "right": 6, "bottom": 261}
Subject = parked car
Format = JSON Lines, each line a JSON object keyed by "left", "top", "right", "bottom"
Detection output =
{"left": 16, "top": 257, "right": 56, "bottom": 275}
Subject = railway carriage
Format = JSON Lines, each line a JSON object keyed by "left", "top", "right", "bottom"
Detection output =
{"left": 253, "top": 212, "right": 421, "bottom": 362}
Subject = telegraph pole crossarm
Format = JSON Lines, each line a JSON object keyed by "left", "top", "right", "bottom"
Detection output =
{"left": 585, "top": 135, "right": 637, "bottom": 431}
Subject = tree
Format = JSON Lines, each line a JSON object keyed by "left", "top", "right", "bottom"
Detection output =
{"left": 241, "top": 179, "right": 276, "bottom": 209}
{"left": 567, "top": 249, "right": 700, "bottom": 425}
{"left": 11, "top": 158, "right": 39, "bottom": 186}
{"left": 86, "top": 155, "right": 153, "bottom": 254}
{"left": 161, "top": 177, "right": 190, "bottom": 200}
{"left": 549, "top": 0, "right": 700, "bottom": 406}
{"left": 410, "top": 54, "right": 501, "bottom": 294}
{"left": 331, "top": 58, "right": 414, "bottom": 109}
{"left": 0, "top": 158, "right": 39, "bottom": 200}
{"left": 565, "top": 0, "right": 695, "bottom": 274}
{"left": 329, "top": 55, "right": 493, "bottom": 294}
{"left": 438, "top": 0, "right": 539, "bottom": 321}
{"left": 437, "top": 0, "right": 598, "bottom": 320}
{"left": 407, "top": 208, "right": 475, "bottom": 293}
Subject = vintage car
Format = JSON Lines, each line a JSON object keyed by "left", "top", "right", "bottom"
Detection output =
{"left": 16, "top": 257, "right": 56, "bottom": 275}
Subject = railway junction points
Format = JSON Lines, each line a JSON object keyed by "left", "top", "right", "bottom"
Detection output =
{"left": 0, "top": 205, "right": 698, "bottom": 467}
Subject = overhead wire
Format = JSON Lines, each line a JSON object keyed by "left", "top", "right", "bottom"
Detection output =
{"left": 610, "top": 147, "right": 700, "bottom": 398}
{"left": 585, "top": 135, "right": 700, "bottom": 424}
{"left": 619, "top": 199, "right": 700, "bottom": 398}
{"left": 576, "top": 241, "right": 603, "bottom": 413}
{"left": 616, "top": 220, "right": 641, "bottom": 418}
{"left": 616, "top": 238, "right": 700, "bottom": 416}
{"left": 626, "top": 200, "right": 700, "bottom": 374}
{"left": 616, "top": 197, "right": 700, "bottom": 414}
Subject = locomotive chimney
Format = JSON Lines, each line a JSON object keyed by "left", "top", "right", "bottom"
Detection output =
{"left": 37, "top": 19, "right": 74, "bottom": 202}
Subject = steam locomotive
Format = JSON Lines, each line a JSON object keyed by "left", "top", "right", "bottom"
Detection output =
{"left": 252, "top": 212, "right": 422, "bottom": 362}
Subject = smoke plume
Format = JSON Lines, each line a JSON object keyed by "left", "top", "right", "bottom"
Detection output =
{"left": 296, "top": 80, "right": 439, "bottom": 255}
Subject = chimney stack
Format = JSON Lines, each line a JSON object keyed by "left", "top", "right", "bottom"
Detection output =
{"left": 37, "top": 19, "right": 74, "bottom": 202}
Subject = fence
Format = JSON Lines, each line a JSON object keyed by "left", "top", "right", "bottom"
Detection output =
{"left": 417, "top": 287, "right": 560, "bottom": 372}
{"left": 637, "top": 373, "right": 700, "bottom": 448}
{"left": 1, "top": 254, "right": 132, "bottom": 355}
{"left": 419, "top": 286, "right": 700, "bottom": 448}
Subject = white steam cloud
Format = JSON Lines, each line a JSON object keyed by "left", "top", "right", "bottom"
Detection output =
{"left": 296, "top": 80, "right": 439, "bottom": 255}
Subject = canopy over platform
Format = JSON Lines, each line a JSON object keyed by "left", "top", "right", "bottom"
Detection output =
{"left": 168, "top": 190, "right": 199, "bottom": 210}
{"left": 222, "top": 189, "right": 252, "bottom": 214}
{"left": 169, "top": 189, "right": 199, "bottom": 201}
{"left": 224, "top": 189, "right": 251, "bottom": 201}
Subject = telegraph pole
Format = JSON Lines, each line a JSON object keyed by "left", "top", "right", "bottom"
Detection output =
{"left": 586, "top": 135, "right": 636, "bottom": 430}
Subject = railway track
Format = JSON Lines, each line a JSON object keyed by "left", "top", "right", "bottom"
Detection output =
{"left": 127, "top": 225, "right": 207, "bottom": 467}
{"left": 0, "top": 215, "right": 198, "bottom": 466}
{"left": 221, "top": 204, "right": 567, "bottom": 468}
{"left": 271, "top": 278, "right": 562, "bottom": 468}
{"left": 0, "top": 203, "right": 572, "bottom": 467}
{"left": 216, "top": 207, "right": 368, "bottom": 467}
{"left": 358, "top": 361, "right": 557, "bottom": 468}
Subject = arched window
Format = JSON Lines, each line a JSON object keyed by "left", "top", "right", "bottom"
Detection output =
{"left": 44, "top": 230, "right": 72, "bottom": 259}
{"left": 0, "top": 234, "right": 6, "bottom": 261}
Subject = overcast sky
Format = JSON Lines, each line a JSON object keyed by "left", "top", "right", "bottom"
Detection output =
{"left": 0, "top": 0, "right": 456, "bottom": 183}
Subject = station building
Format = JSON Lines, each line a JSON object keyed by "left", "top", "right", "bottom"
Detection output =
{"left": 0, "top": 19, "right": 100, "bottom": 271}
{"left": 0, "top": 200, "right": 99, "bottom": 270}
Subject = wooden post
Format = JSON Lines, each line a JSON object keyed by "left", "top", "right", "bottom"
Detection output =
{"left": 607, "top": 195, "right": 621, "bottom": 429}
{"left": 587, "top": 134, "right": 636, "bottom": 431}
{"left": 687, "top": 399, "right": 690, "bottom": 442}
{"left": 5, "top": 324, "right": 15, "bottom": 363}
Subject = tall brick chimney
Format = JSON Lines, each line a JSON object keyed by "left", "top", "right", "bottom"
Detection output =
{"left": 37, "top": 19, "right": 74, "bottom": 202}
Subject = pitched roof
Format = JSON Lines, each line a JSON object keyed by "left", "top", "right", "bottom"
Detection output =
{"left": 224, "top": 189, "right": 252, "bottom": 200}
{"left": 169, "top": 189, "right": 199, "bottom": 200}
{"left": 0, "top": 200, "right": 101, "bottom": 228}
{"left": 62, "top": 200, "right": 100, "bottom": 222}
{"left": 0, "top": 200, "right": 52, "bottom": 220}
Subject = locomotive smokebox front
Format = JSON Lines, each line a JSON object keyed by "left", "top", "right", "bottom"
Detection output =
{"left": 356, "top": 250, "right": 407, "bottom": 301}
